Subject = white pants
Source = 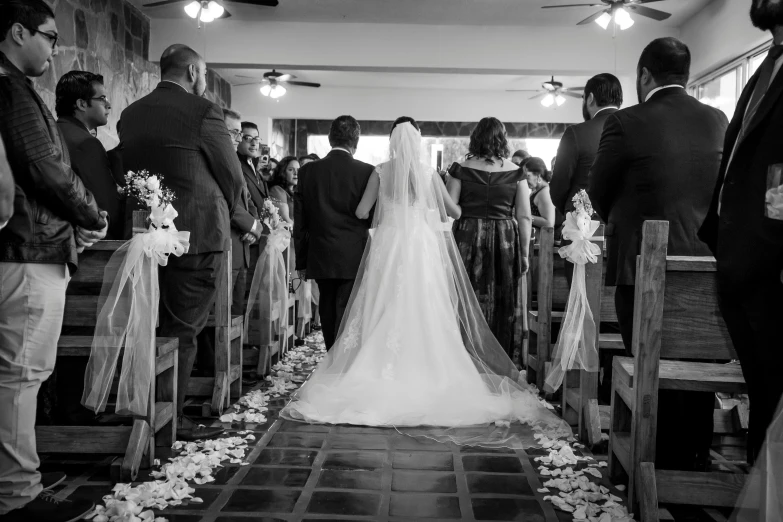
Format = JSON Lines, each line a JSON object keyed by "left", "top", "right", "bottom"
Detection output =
{"left": 0, "top": 262, "right": 68, "bottom": 514}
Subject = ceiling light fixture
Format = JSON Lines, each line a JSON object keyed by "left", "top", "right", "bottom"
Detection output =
{"left": 260, "top": 84, "right": 272, "bottom": 96}
{"left": 614, "top": 7, "right": 634, "bottom": 30}
{"left": 270, "top": 84, "right": 286, "bottom": 99}
{"left": 541, "top": 94, "right": 555, "bottom": 108}
{"left": 555, "top": 94, "right": 566, "bottom": 107}
{"left": 184, "top": 0, "right": 224, "bottom": 23}
{"left": 594, "top": 6, "right": 634, "bottom": 31}
{"left": 594, "top": 12, "right": 612, "bottom": 30}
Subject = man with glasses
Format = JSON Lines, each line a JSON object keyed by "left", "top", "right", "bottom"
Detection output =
{"left": 237, "top": 121, "right": 269, "bottom": 210}
{"left": 0, "top": 1, "right": 108, "bottom": 520}
{"left": 56, "top": 71, "right": 124, "bottom": 240}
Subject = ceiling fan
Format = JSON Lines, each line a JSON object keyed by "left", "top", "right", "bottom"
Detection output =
{"left": 141, "top": 0, "right": 279, "bottom": 21}
{"left": 542, "top": 0, "right": 671, "bottom": 30}
{"left": 235, "top": 70, "right": 321, "bottom": 98}
{"left": 508, "top": 77, "right": 583, "bottom": 108}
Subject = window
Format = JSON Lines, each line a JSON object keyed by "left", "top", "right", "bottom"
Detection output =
{"left": 306, "top": 135, "right": 562, "bottom": 170}
{"left": 689, "top": 41, "right": 774, "bottom": 119}
{"left": 697, "top": 67, "right": 739, "bottom": 120}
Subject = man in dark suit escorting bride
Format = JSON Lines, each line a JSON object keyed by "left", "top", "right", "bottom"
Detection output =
{"left": 293, "top": 115, "right": 375, "bottom": 350}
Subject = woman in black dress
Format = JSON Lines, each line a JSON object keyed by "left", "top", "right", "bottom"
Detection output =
{"left": 447, "top": 118, "right": 533, "bottom": 361}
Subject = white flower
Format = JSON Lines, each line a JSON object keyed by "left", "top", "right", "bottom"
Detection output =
{"left": 145, "top": 176, "right": 160, "bottom": 192}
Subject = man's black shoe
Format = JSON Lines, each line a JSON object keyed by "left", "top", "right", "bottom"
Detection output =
{"left": 41, "top": 471, "right": 66, "bottom": 491}
{"left": 3, "top": 491, "right": 95, "bottom": 522}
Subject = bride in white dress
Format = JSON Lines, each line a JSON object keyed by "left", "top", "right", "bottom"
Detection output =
{"left": 281, "top": 118, "right": 570, "bottom": 446}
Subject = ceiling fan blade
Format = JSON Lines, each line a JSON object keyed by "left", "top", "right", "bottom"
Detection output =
{"left": 541, "top": 3, "right": 605, "bottom": 8}
{"left": 227, "top": 0, "right": 279, "bottom": 6}
{"left": 220, "top": 9, "right": 232, "bottom": 18}
{"left": 562, "top": 91, "right": 583, "bottom": 99}
{"left": 276, "top": 74, "right": 295, "bottom": 82}
{"left": 543, "top": 83, "right": 557, "bottom": 91}
{"left": 506, "top": 89, "right": 540, "bottom": 92}
{"left": 142, "top": 0, "right": 184, "bottom": 7}
{"left": 286, "top": 80, "right": 321, "bottom": 88}
{"left": 234, "top": 81, "right": 262, "bottom": 87}
{"left": 633, "top": 0, "right": 666, "bottom": 4}
{"left": 529, "top": 92, "right": 546, "bottom": 100}
{"left": 564, "top": 86, "right": 584, "bottom": 92}
{"left": 577, "top": 9, "right": 609, "bottom": 25}
{"left": 625, "top": 4, "right": 671, "bottom": 21}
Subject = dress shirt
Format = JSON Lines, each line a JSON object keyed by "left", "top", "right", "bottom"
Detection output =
{"left": 331, "top": 147, "right": 353, "bottom": 155}
{"left": 644, "top": 85, "right": 684, "bottom": 103}
{"left": 593, "top": 106, "right": 620, "bottom": 117}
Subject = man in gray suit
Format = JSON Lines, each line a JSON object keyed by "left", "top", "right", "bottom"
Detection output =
{"left": 119, "top": 44, "right": 244, "bottom": 440}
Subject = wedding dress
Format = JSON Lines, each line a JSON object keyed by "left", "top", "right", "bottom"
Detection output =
{"left": 281, "top": 122, "right": 570, "bottom": 446}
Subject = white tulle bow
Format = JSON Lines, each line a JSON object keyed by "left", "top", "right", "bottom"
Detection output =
{"left": 544, "top": 212, "right": 601, "bottom": 394}
{"left": 245, "top": 227, "right": 291, "bottom": 356}
{"left": 82, "top": 203, "right": 190, "bottom": 417}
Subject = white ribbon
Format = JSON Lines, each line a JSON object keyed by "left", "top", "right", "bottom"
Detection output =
{"left": 245, "top": 228, "right": 291, "bottom": 356}
{"left": 544, "top": 212, "right": 601, "bottom": 393}
{"left": 82, "top": 203, "right": 190, "bottom": 417}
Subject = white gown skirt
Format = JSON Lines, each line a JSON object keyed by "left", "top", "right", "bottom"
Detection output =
{"left": 282, "top": 207, "right": 558, "bottom": 431}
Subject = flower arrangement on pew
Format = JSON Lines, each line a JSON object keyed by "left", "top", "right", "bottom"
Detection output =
{"left": 245, "top": 198, "right": 292, "bottom": 354}
{"left": 81, "top": 170, "right": 190, "bottom": 418}
{"left": 544, "top": 190, "right": 601, "bottom": 393}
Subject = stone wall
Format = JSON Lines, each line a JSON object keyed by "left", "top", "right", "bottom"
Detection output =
{"left": 36, "top": 0, "right": 231, "bottom": 149}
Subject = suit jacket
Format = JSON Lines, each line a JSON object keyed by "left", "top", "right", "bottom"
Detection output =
{"left": 231, "top": 186, "right": 257, "bottom": 269}
{"left": 588, "top": 87, "right": 728, "bottom": 286}
{"left": 57, "top": 116, "right": 124, "bottom": 240}
{"left": 699, "top": 63, "right": 783, "bottom": 285}
{"left": 294, "top": 150, "right": 374, "bottom": 279}
{"left": 550, "top": 108, "right": 618, "bottom": 216}
{"left": 118, "top": 81, "right": 243, "bottom": 253}
{"left": 239, "top": 153, "right": 268, "bottom": 209}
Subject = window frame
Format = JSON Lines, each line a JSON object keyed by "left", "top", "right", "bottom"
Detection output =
{"left": 688, "top": 40, "right": 774, "bottom": 110}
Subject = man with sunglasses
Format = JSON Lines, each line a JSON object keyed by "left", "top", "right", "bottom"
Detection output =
{"left": 56, "top": 71, "right": 124, "bottom": 240}
{"left": 0, "top": 1, "right": 108, "bottom": 521}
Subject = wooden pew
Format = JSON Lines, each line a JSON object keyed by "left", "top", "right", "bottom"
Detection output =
{"left": 38, "top": 241, "right": 178, "bottom": 482}
{"left": 133, "top": 210, "right": 243, "bottom": 415}
{"left": 608, "top": 220, "right": 747, "bottom": 519}
{"left": 525, "top": 226, "right": 556, "bottom": 390}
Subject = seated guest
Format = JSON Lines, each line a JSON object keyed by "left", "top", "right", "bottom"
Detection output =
{"left": 299, "top": 153, "right": 319, "bottom": 167}
{"left": 511, "top": 149, "right": 530, "bottom": 166}
{"left": 55, "top": 71, "right": 124, "bottom": 239}
{"left": 269, "top": 156, "right": 300, "bottom": 226}
{"left": 524, "top": 157, "right": 556, "bottom": 230}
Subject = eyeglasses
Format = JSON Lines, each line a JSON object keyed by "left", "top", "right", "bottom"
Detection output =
{"left": 228, "top": 129, "right": 242, "bottom": 140}
{"left": 90, "top": 95, "right": 110, "bottom": 105}
{"left": 241, "top": 135, "right": 261, "bottom": 145}
{"left": 27, "top": 27, "right": 59, "bottom": 48}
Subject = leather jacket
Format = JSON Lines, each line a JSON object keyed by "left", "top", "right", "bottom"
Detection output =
{"left": 0, "top": 52, "right": 105, "bottom": 272}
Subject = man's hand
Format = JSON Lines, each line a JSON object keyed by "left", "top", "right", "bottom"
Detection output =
{"left": 242, "top": 232, "right": 256, "bottom": 244}
{"left": 298, "top": 269, "right": 307, "bottom": 282}
{"left": 76, "top": 210, "right": 109, "bottom": 253}
{"left": 520, "top": 255, "right": 529, "bottom": 275}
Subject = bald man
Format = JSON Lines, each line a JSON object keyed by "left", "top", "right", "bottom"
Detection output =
{"left": 118, "top": 44, "right": 244, "bottom": 441}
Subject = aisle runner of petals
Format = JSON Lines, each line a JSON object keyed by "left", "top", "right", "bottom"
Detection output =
{"left": 85, "top": 335, "right": 327, "bottom": 522}
{"left": 85, "top": 330, "right": 633, "bottom": 522}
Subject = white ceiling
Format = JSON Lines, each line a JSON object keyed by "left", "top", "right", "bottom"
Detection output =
{"left": 136, "top": 0, "right": 712, "bottom": 27}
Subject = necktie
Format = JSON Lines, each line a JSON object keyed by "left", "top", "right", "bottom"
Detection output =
{"left": 743, "top": 45, "right": 783, "bottom": 131}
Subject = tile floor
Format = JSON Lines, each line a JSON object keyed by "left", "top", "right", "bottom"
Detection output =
{"left": 42, "top": 337, "right": 625, "bottom": 522}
